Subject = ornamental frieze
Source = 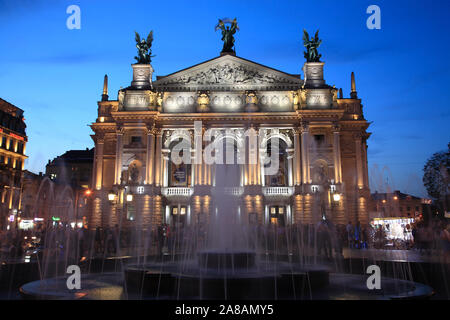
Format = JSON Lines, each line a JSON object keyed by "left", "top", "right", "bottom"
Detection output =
{"left": 158, "top": 63, "right": 298, "bottom": 87}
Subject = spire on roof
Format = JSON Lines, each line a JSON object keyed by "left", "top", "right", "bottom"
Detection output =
{"left": 102, "top": 74, "right": 109, "bottom": 101}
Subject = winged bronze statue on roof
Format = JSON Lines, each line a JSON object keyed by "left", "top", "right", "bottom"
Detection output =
{"left": 215, "top": 18, "right": 239, "bottom": 54}
{"left": 303, "top": 29, "right": 322, "bottom": 62}
{"left": 134, "top": 30, "right": 155, "bottom": 64}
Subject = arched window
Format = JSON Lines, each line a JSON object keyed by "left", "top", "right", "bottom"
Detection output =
{"left": 214, "top": 137, "right": 240, "bottom": 187}
{"left": 264, "top": 139, "right": 288, "bottom": 186}
{"left": 168, "top": 139, "right": 191, "bottom": 187}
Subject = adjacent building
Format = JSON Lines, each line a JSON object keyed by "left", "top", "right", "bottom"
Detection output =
{"left": 46, "top": 148, "right": 94, "bottom": 189}
{"left": 0, "top": 98, "right": 27, "bottom": 230}
{"left": 370, "top": 190, "right": 430, "bottom": 219}
{"left": 19, "top": 147, "right": 94, "bottom": 230}
{"left": 89, "top": 42, "right": 372, "bottom": 231}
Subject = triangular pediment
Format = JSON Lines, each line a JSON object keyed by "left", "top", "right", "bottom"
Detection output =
{"left": 154, "top": 54, "right": 303, "bottom": 91}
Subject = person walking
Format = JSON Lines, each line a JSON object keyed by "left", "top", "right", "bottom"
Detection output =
{"left": 346, "top": 221, "right": 354, "bottom": 249}
{"left": 440, "top": 224, "right": 450, "bottom": 263}
{"left": 354, "top": 221, "right": 362, "bottom": 249}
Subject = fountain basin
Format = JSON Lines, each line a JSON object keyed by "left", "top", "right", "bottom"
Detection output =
{"left": 197, "top": 250, "right": 256, "bottom": 270}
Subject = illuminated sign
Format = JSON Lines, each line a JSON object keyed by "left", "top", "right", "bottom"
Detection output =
{"left": 52, "top": 216, "right": 61, "bottom": 221}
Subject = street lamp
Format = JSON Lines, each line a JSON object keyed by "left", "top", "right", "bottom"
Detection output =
{"left": 126, "top": 192, "right": 133, "bottom": 202}
{"left": 108, "top": 190, "right": 116, "bottom": 202}
{"left": 333, "top": 193, "right": 341, "bottom": 202}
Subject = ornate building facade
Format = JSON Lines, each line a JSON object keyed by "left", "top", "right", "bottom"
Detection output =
{"left": 0, "top": 98, "right": 27, "bottom": 230}
{"left": 89, "top": 50, "right": 371, "bottom": 230}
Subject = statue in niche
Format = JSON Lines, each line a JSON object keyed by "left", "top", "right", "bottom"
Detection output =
{"left": 215, "top": 18, "right": 239, "bottom": 54}
{"left": 129, "top": 163, "right": 140, "bottom": 183}
{"left": 313, "top": 163, "right": 328, "bottom": 184}
{"left": 302, "top": 29, "right": 322, "bottom": 62}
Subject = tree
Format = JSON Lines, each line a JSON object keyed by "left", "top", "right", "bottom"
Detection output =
{"left": 423, "top": 143, "right": 450, "bottom": 211}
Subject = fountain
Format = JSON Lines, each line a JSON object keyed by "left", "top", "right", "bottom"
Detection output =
{"left": 14, "top": 159, "right": 436, "bottom": 300}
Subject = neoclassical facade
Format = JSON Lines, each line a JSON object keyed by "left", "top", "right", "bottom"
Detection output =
{"left": 89, "top": 52, "right": 371, "bottom": 230}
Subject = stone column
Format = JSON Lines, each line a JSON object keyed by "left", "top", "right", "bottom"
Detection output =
{"left": 300, "top": 123, "right": 310, "bottom": 184}
{"left": 163, "top": 153, "right": 169, "bottom": 187}
{"left": 293, "top": 128, "right": 301, "bottom": 185}
{"left": 249, "top": 128, "right": 258, "bottom": 185}
{"left": 333, "top": 124, "right": 342, "bottom": 184}
{"left": 145, "top": 127, "right": 155, "bottom": 185}
{"left": 114, "top": 129, "right": 124, "bottom": 185}
{"left": 95, "top": 135, "right": 104, "bottom": 190}
{"left": 154, "top": 130, "right": 162, "bottom": 187}
{"left": 288, "top": 155, "right": 294, "bottom": 186}
{"left": 194, "top": 125, "right": 204, "bottom": 185}
{"left": 355, "top": 133, "right": 364, "bottom": 189}
{"left": 91, "top": 145, "right": 98, "bottom": 189}
{"left": 256, "top": 129, "right": 261, "bottom": 185}
{"left": 363, "top": 140, "right": 369, "bottom": 188}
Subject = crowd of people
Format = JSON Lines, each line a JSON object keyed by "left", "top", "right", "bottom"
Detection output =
{"left": 1, "top": 218, "right": 449, "bottom": 263}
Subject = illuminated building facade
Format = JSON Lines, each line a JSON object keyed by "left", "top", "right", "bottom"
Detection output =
{"left": 370, "top": 190, "right": 431, "bottom": 219}
{"left": 89, "top": 50, "right": 372, "bottom": 230}
{"left": 0, "top": 98, "right": 27, "bottom": 230}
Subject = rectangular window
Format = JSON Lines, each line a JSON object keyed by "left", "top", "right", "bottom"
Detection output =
{"left": 314, "top": 134, "right": 325, "bottom": 145}
{"left": 1, "top": 137, "right": 6, "bottom": 148}
{"left": 17, "top": 142, "right": 23, "bottom": 154}
{"left": 269, "top": 206, "right": 285, "bottom": 226}
{"left": 171, "top": 205, "right": 186, "bottom": 226}
{"left": 127, "top": 204, "right": 135, "bottom": 221}
{"left": 131, "top": 136, "right": 142, "bottom": 143}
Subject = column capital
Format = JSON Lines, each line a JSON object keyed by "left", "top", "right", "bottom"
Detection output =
{"left": 300, "top": 121, "right": 309, "bottom": 133}
{"left": 353, "top": 132, "right": 363, "bottom": 140}
{"left": 116, "top": 125, "right": 125, "bottom": 135}
{"left": 154, "top": 127, "right": 163, "bottom": 136}
{"left": 332, "top": 122, "right": 341, "bottom": 133}
{"left": 96, "top": 133, "right": 105, "bottom": 143}
{"left": 146, "top": 123, "right": 157, "bottom": 135}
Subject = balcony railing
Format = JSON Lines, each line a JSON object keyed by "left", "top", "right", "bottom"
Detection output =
{"left": 161, "top": 187, "right": 193, "bottom": 197}
{"left": 224, "top": 187, "right": 244, "bottom": 196}
{"left": 262, "top": 186, "right": 294, "bottom": 197}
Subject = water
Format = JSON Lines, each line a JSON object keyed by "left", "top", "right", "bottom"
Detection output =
{"left": 0, "top": 161, "right": 443, "bottom": 299}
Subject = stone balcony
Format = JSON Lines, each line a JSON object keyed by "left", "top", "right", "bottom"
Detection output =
{"left": 262, "top": 186, "right": 294, "bottom": 197}
{"left": 161, "top": 187, "right": 194, "bottom": 198}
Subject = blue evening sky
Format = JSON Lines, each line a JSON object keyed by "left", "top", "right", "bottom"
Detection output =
{"left": 0, "top": 0, "right": 449, "bottom": 198}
